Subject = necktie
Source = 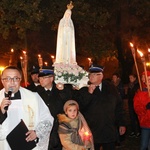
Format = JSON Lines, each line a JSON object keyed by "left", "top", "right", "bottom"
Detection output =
{"left": 94, "top": 86, "right": 100, "bottom": 93}
{"left": 46, "top": 90, "right": 52, "bottom": 96}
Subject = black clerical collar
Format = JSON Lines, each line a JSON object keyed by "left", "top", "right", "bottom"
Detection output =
{"left": 5, "top": 90, "right": 21, "bottom": 100}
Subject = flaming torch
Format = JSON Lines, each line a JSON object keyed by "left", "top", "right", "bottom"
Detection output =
{"left": 51, "top": 55, "right": 55, "bottom": 63}
{"left": 137, "top": 50, "right": 150, "bottom": 96}
{"left": 130, "top": 43, "right": 142, "bottom": 91}
{"left": 9, "top": 48, "right": 14, "bottom": 66}
{"left": 20, "top": 51, "right": 28, "bottom": 87}
{"left": 38, "top": 54, "right": 43, "bottom": 70}
{"left": 148, "top": 48, "right": 150, "bottom": 62}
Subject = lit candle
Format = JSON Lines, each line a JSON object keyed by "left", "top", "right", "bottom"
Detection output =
{"left": 83, "top": 131, "right": 91, "bottom": 141}
{"left": 148, "top": 48, "right": 150, "bottom": 62}
{"left": 44, "top": 62, "right": 48, "bottom": 66}
{"left": 9, "top": 48, "right": 14, "bottom": 66}
{"left": 11, "top": 48, "right": 14, "bottom": 53}
{"left": 88, "top": 58, "right": 92, "bottom": 67}
{"left": 20, "top": 56, "right": 24, "bottom": 68}
{"left": 38, "top": 54, "right": 43, "bottom": 69}
{"left": 51, "top": 55, "right": 55, "bottom": 63}
{"left": 137, "top": 49, "right": 150, "bottom": 96}
{"left": 23, "top": 51, "right": 27, "bottom": 61}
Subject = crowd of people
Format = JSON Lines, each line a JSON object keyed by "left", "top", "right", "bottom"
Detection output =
{"left": 1, "top": 64, "right": 150, "bottom": 150}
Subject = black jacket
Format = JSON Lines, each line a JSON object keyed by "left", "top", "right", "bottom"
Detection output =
{"left": 74, "top": 80, "right": 125, "bottom": 143}
{"left": 127, "top": 80, "right": 139, "bottom": 107}
{"left": 36, "top": 83, "right": 72, "bottom": 150}
{"left": 26, "top": 82, "right": 38, "bottom": 92}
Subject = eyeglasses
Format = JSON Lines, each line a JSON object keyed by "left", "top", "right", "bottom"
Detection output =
{"left": 1, "top": 77, "right": 21, "bottom": 82}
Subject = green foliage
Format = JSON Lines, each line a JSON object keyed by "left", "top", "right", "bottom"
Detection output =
{"left": 0, "top": 0, "right": 150, "bottom": 77}
{"left": 0, "top": 0, "right": 43, "bottom": 39}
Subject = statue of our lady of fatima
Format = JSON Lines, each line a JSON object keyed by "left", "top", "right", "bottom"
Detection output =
{"left": 54, "top": 1, "right": 88, "bottom": 87}
{"left": 55, "top": 1, "right": 77, "bottom": 64}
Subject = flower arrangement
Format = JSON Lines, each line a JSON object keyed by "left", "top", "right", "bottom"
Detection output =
{"left": 54, "top": 63, "right": 88, "bottom": 83}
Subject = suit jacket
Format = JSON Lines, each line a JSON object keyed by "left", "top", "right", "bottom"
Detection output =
{"left": 74, "top": 80, "right": 125, "bottom": 143}
{"left": 26, "top": 82, "right": 38, "bottom": 92}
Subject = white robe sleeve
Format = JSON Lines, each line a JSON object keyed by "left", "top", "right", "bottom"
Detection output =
{"left": 34, "top": 93, "right": 54, "bottom": 150}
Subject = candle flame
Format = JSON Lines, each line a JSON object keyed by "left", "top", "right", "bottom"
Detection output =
{"left": 44, "top": 62, "right": 48, "bottom": 66}
{"left": 146, "top": 62, "right": 150, "bottom": 66}
{"left": 51, "top": 55, "right": 55, "bottom": 59}
{"left": 148, "top": 48, "right": 150, "bottom": 53}
{"left": 137, "top": 49, "right": 143, "bottom": 57}
{"left": 11, "top": 48, "right": 14, "bottom": 53}
{"left": 88, "top": 58, "right": 91, "bottom": 61}
{"left": 23, "top": 51, "right": 26, "bottom": 54}
{"left": 130, "top": 42, "right": 134, "bottom": 47}
{"left": 20, "top": 56, "right": 23, "bottom": 59}
{"left": 84, "top": 131, "right": 90, "bottom": 136}
{"left": 38, "top": 54, "right": 41, "bottom": 58}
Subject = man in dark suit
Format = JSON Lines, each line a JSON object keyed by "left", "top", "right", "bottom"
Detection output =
{"left": 74, "top": 64, "right": 126, "bottom": 150}
{"left": 26, "top": 66, "right": 40, "bottom": 92}
{"left": 36, "top": 67, "right": 72, "bottom": 150}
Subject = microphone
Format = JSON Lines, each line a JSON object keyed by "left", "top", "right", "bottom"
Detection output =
{"left": 4, "top": 88, "right": 13, "bottom": 110}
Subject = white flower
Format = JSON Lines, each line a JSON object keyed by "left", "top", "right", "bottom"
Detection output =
{"left": 54, "top": 63, "right": 87, "bottom": 83}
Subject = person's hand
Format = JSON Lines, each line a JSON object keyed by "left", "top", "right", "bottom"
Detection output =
{"left": 56, "top": 83, "right": 64, "bottom": 90}
{"left": 88, "top": 84, "right": 96, "bottom": 94}
{"left": 26, "top": 130, "right": 37, "bottom": 142}
{"left": 119, "top": 126, "right": 126, "bottom": 135}
{"left": 0, "top": 97, "right": 11, "bottom": 114}
{"left": 146, "top": 102, "right": 150, "bottom": 109}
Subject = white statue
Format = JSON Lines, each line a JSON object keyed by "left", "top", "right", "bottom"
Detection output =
{"left": 55, "top": 1, "right": 77, "bottom": 64}
{"left": 54, "top": 2, "right": 88, "bottom": 88}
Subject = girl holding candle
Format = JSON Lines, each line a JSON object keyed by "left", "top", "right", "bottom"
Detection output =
{"left": 57, "top": 100, "right": 94, "bottom": 150}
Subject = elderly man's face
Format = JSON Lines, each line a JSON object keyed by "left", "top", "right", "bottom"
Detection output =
{"left": 1, "top": 69, "right": 22, "bottom": 93}
{"left": 89, "top": 72, "right": 103, "bottom": 85}
{"left": 39, "top": 75, "right": 54, "bottom": 89}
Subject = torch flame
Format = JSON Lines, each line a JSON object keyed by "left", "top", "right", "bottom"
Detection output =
{"left": 137, "top": 49, "right": 143, "bottom": 57}
{"left": 88, "top": 58, "right": 91, "bottom": 61}
{"left": 44, "top": 62, "right": 48, "bottom": 66}
{"left": 130, "top": 42, "right": 134, "bottom": 47}
{"left": 11, "top": 48, "right": 14, "bottom": 53}
{"left": 51, "top": 55, "right": 55, "bottom": 59}
{"left": 23, "top": 51, "right": 26, "bottom": 54}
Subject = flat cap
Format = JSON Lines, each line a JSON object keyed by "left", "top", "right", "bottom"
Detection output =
{"left": 38, "top": 67, "right": 54, "bottom": 77}
{"left": 89, "top": 64, "right": 104, "bottom": 73}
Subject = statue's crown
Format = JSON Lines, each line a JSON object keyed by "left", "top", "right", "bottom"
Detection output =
{"left": 67, "top": 1, "right": 74, "bottom": 10}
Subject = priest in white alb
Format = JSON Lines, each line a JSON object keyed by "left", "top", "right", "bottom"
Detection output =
{"left": 0, "top": 66, "right": 54, "bottom": 150}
